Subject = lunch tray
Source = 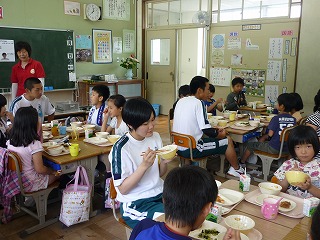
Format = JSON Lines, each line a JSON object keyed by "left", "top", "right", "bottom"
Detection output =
{"left": 218, "top": 188, "right": 245, "bottom": 215}
{"left": 229, "top": 125, "right": 257, "bottom": 131}
{"left": 83, "top": 138, "right": 113, "bottom": 147}
{"left": 220, "top": 218, "right": 263, "bottom": 240}
{"left": 245, "top": 189, "right": 304, "bottom": 218}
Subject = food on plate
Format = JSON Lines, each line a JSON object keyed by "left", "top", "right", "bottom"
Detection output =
{"left": 197, "top": 229, "right": 220, "bottom": 239}
{"left": 216, "top": 195, "right": 225, "bottom": 204}
{"left": 218, "top": 120, "right": 228, "bottom": 127}
{"left": 235, "top": 121, "right": 250, "bottom": 127}
{"left": 280, "top": 201, "right": 291, "bottom": 209}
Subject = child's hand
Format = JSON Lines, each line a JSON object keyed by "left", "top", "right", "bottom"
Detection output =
{"left": 103, "top": 108, "right": 109, "bottom": 120}
{"left": 290, "top": 162, "right": 302, "bottom": 171}
{"left": 217, "top": 98, "right": 224, "bottom": 103}
{"left": 223, "top": 228, "right": 241, "bottom": 240}
{"left": 141, "top": 147, "right": 156, "bottom": 168}
{"left": 5, "top": 111, "right": 14, "bottom": 122}
{"left": 296, "top": 175, "right": 311, "bottom": 190}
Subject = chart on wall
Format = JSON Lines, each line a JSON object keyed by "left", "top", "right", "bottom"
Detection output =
{"left": 232, "top": 69, "right": 266, "bottom": 97}
{"left": 210, "top": 67, "right": 231, "bottom": 86}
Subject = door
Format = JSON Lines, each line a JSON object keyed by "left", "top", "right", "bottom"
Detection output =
{"left": 146, "top": 29, "right": 176, "bottom": 115}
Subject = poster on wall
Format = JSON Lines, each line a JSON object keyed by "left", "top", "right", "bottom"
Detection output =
{"left": 269, "top": 38, "right": 283, "bottom": 59}
{"left": 123, "top": 30, "right": 135, "bottom": 53}
{"left": 103, "top": 0, "right": 130, "bottom": 21}
{"left": 232, "top": 68, "right": 266, "bottom": 97}
{"left": 265, "top": 85, "right": 279, "bottom": 106}
{"left": 113, "top": 37, "right": 122, "bottom": 54}
{"left": 92, "top": 29, "right": 112, "bottom": 64}
{"left": 210, "top": 67, "right": 231, "bottom": 86}
{"left": 0, "top": 39, "right": 15, "bottom": 62}
{"left": 64, "top": 1, "right": 80, "bottom": 16}
{"left": 75, "top": 35, "right": 92, "bottom": 62}
{"left": 267, "top": 60, "right": 282, "bottom": 81}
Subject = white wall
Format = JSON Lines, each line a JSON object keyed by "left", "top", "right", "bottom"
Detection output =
{"left": 295, "top": 0, "right": 320, "bottom": 115}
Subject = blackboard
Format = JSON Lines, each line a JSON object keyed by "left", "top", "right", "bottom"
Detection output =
{"left": 0, "top": 27, "right": 75, "bottom": 90}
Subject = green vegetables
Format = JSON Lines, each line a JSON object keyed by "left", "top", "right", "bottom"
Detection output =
{"left": 197, "top": 228, "right": 220, "bottom": 239}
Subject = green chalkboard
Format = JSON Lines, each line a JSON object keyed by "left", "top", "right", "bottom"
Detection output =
{"left": 0, "top": 27, "right": 75, "bottom": 90}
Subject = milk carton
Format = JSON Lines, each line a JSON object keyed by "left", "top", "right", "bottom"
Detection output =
{"left": 206, "top": 204, "right": 222, "bottom": 223}
{"left": 239, "top": 174, "right": 251, "bottom": 192}
{"left": 303, "top": 197, "right": 320, "bottom": 217}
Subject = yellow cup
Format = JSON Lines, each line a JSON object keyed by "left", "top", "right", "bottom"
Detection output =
{"left": 69, "top": 143, "right": 79, "bottom": 157}
{"left": 229, "top": 112, "right": 236, "bottom": 121}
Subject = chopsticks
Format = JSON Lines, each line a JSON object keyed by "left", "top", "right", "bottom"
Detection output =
{"left": 141, "top": 149, "right": 167, "bottom": 154}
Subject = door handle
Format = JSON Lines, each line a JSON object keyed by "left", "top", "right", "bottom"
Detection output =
{"left": 170, "top": 72, "right": 174, "bottom": 82}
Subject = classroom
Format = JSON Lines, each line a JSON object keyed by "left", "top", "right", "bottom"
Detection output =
{"left": 0, "top": 0, "right": 320, "bottom": 239}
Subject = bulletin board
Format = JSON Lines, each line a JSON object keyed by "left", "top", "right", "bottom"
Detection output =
{"left": 0, "top": 27, "right": 75, "bottom": 90}
{"left": 209, "top": 20, "right": 300, "bottom": 102}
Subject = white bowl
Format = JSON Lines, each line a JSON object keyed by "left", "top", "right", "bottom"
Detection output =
{"left": 82, "top": 124, "right": 96, "bottom": 130}
{"left": 47, "top": 145, "right": 64, "bottom": 155}
{"left": 42, "top": 142, "right": 58, "bottom": 148}
{"left": 258, "top": 182, "right": 282, "bottom": 195}
{"left": 223, "top": 112, "right": 231, "bottom": 118}
{"left": 95, "top": 132, "right": 110, "bottom": 139}
{"left": 70, "top": 121, "right": 83, "bottom": 127}
{"left": 249, "top": 120, "right": 260, "bottom": 127}
{"left": 157, "top": 145, "right": 178, "bottom": 160}
{"left": 42, "top": 131, "right": 51, "bottom": 138}
{"left": 207, "top": 113, "right": 213, "bottom": 118}
{"left": 225, "top": 215, "right": 255, "bottom": 231}
{"left": 107, "top": 135, "right": 121, "bottom": 144}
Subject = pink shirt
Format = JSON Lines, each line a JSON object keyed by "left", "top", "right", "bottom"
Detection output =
{"left": 7, "top": 140, "right": 48, "bottom": 192}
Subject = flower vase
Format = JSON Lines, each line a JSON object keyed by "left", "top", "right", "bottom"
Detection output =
{"left": 125, "top": 68, "right": 133, "bottom": 80}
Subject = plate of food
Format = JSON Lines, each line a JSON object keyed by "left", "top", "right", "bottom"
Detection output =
{"left": 255, "top": 194, "right": 296, "bottom": 212}
{"left": 234, "top": 121, "right": 250, "bottom": 127}
{"left": 189, "top": 220, "right": 227, "bottom": 240}
{"left": 216, "top": 189, "right": 244, "bottom": 207}
{"left": 86, "top": 136, "right": 109, "bottom": 145}
{"left": 256, "top": 104, "right": 268, "bottom": 109}
{"left": 66, "top": 126, "right": 85, "bottom": 133}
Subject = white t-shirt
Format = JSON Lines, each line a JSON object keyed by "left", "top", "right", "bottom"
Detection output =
{"left": 10, "top": 94, "right": 55, "bottom": 123}
{"left": 109, "top": 117, "right": 129, "bottom": 136}
{"left": 87, "top": 104, "right": 108, "bottom": 130}
{"left": 109, "top": 132, "right": 163, "bottom": 203}
{"left": 173, "top": 96, "right": 211, "bottom": 149}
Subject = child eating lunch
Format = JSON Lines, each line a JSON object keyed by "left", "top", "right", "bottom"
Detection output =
{"left": 274, "top": 125, "right": 320, "bottom": 198}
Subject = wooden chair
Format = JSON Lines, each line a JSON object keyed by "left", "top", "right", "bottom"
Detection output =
{"left": 8, "top": 151, "right": 59, "bottom": 236}
{"left": 297, "top": 116, "right": 307, "bottom": 125}
{"left": 109, "top": 178, "right": 132, "bottom": 240}
{"left": 168, "top": 108, "right": 174, "bottom": 138}
{"left": 253, "top": 126, "right": 295, "bottom": 182}
{"left": 171, "top": 131, "right": 209, "bottom": 168}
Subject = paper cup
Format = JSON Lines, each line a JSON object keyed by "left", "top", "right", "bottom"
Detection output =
{"left": 69, "top": 143, "right": 79, "bottom": 157}
{"left": 59, "top": 126, "right": 67, "bottom": 135}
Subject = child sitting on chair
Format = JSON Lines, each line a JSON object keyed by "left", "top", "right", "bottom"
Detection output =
{"left": 109, "top": 97, "right": 173, "bottom": 228}
{"left": 130, "top": 166, "right": 240, "bottom": 240}
{"left": 0, "top": 94, "right": 13, "bottom": 148}
{"left": 239, "top": 93, "right": 296, "bottom": 167}
{"left": 274, "top": 125, "right": 320, "bottom": 198}
{"left": 101, "top": 94, "right": 129, "bottom": 136}
{"left": 87, "top": 84, "right": 110, "bottom": 131}
{"left": 225, "top": 77, "right": 247, "bottom": 111}
{"left": 203, "top": 84, "right": 224, "bottom": 116}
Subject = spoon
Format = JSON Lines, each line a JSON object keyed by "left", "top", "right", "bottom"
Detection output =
{"left": 276, "top": 197, "right": 284, "bottom": 206}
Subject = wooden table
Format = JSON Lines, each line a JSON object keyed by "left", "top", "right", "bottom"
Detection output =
{"left": 43, "top": 138, "right": 112, "bottom": 216}
{"left": 221, "top": 180, "right": 307, "bottom": 240}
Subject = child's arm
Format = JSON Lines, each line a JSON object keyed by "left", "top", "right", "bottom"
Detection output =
{"left": 225, "top": 94, "right": 238, "bottom": 110}
{"left": 207, "top": 98, "right": 223, "bottom": 113}
{"left": 33, "top": 152, "right": 55, "bottom": 175}
{"left": 277, "top": 178, "right": 290, "bottom": 193}
{"left": 117, "top": 148, "right": 157, "bottom": 195}
{"left": 297, "top": 176, "right": 320, "bottom": 198}
{"left": 101, "top": 109, "right": 112, "bottom": 133}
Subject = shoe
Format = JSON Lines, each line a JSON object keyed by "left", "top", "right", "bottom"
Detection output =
{"left": 24, "top": 197, "right": 35, "bottom": 207}
{"left": 227, "top": 166, "right": 245, "bottom": 177}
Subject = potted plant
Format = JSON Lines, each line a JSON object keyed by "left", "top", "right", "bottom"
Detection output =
{"left": 120, "top": 54, "right": 139, "bottom": 80}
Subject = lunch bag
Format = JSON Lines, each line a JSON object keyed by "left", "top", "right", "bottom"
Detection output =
{"left": 59, "top": 165, "right": 92, "bottom": 227}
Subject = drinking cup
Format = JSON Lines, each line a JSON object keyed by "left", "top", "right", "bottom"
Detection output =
{"left": 51, "top": 126, "right": 59, "bottom": 136}
{"left": 51, "top": 120, "right": 59, "bottom": 127}
{"left": 261, "top": 197, "right": 279, "bottom": 220}
{"left": 252, "top": 102, "right": 257, "bottom": 110}
{"left": 229, "top": 112, "right": 236, "bottom": 121}
{"left": 59, "top": 126, "right": 67, "bottom": 135}
{"left": 69, "top": 143, "right": 79, "bottom": 157}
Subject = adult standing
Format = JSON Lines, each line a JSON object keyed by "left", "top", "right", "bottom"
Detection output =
{"left": 11, "top": 41, "right": 45, "bottom": 100}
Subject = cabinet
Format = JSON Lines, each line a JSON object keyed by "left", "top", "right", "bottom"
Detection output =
{"left": 77, "top": 79, "right": 144, "bottom": 106}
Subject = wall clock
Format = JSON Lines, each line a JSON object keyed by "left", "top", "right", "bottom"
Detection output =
{"left": 213, "top": 34, "right": 225, "bottom": 49}
{"left": 85, "top": 3, "right": 101, "bottom": 21}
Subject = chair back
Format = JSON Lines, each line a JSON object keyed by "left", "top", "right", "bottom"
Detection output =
{"left": 168, "top": 108, "right": 174, "bottom": 136}
{"left": 110, "top": 178, "right": 117, "bottom": 200}
{"left": 8, "top": 151, "right": 25, "bottom": 195}
{"left": 171, "top": 131, "right": 197, "bottom": 160}
{"left": 297, "top": 116, "right": 307, "bottom": 125}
